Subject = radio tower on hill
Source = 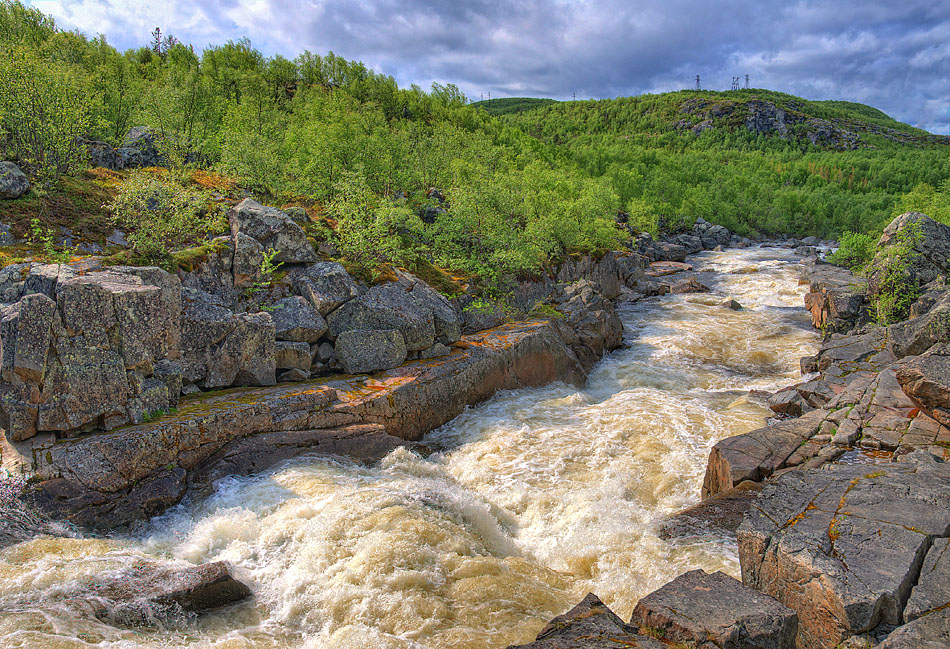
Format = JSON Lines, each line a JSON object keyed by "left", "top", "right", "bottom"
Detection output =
{"left": 745, "top": 74, "right": 750, "bottom": 89}
{"left": 695, "top": 75, "right": 701, "bottom": 90}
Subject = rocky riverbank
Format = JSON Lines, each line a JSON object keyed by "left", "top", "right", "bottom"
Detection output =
{"left": 516, "top": 212, "right": 950, "bottom": 649}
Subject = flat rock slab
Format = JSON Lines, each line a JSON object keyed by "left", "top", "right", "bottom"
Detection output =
{"left": 904, "top": 537, "right": 950, "bottom": 623}
{"left": 738, "top": 454, "right": 950, "bottom": 649}
{"left": 659, "top": 480, "right": 762, "bottom": 539}
{"left": 630, "top": 569, "right": 797, "bottom": 649}
{"left": 507, "top": 593, "right": 665, "bottom": 649}
{"left": 873, "top": 608, "right": 950, "bottom": 649}
{"left": 645, "top": 261, "right": 692, "bottom": 277}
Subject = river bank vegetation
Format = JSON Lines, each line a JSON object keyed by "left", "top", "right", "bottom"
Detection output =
{"left": 0, "top": 0, "right": 946, "bottom": 287}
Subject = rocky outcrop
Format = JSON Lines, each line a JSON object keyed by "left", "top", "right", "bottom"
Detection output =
{"left": 896, "top": 346, "right": 950, "bottom": 427}
{"left": 335, "top": 328, "right": 406, "bottom": 374}
{"left": 291, "top": 261, "right": 361, "bottom": 315}
{"left": 18, "top": 320, "right": 588, "bottom": 528}
{"left": 868, "top": 212, "right": 950, "bottom": 295}
{"left": 801, "top": 258, "right": 867, "bottom": 333}
{"left": 630, "top": 569, "right": 797, "bottom": 649}
{"left": 0, "top": 161, "right": 29, "bottom": 199}
{"left": 739, "top": 454, "right": 950, "bottom": 649}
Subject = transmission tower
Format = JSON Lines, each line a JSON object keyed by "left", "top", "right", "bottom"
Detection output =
{"left": 745, "top": 74, "right": 750, "bottom": 89}
{"left": 695, "top": 75, "right": 701, "bottom": 90}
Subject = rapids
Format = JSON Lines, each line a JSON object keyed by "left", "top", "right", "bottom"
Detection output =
{"left": 0, "top": 246, "right": 818, "bottom": 649}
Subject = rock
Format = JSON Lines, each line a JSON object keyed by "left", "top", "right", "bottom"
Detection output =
{"left": 277, "top": 368, "right": 310, "bottom": 382}
{"left": 87, "top": 561, "right": 251, "bottom": 628}
{"left": 674, "top": 233, "right": 703, "bottom": 254}
{"left": 229, "top": 198, "right": 317, "bottom": 264}
{"left": 888, "top": 293, "right": 950, "bottom": 358}
{"left": 720, "top": 298, "right": 743, "bottom": 310}
{"left": 82, "top": 138, "right": 118, "bottom": 169}
{"left": 393, "top": 269, "right": 461, "bottom": 345}
{"left": 507, "top": 593, "right": 664, "bottom": 649}
{"left": 870, "top": 212, "right": 950, "bottom": 293}
{"left": 270, "top": 296, "right": 327, "bottom": 343}
{"left": 645, "top": 261, "right": 692, "bottom": 277}
{"left": 275, "top": 340, "right": 311, "bottom": 371}
{"left": 230, "top": 231, "right": 264, "bottom": 288}
{"left": 630, "top": 569, "right": 797, "bottom": 649}
{"left": 313, "top": 341, "right": 335, "bottom": 365}
{"left": 904, "top": 537, "right": 950, "bottom": 622}
{"left": 669, "top": 277, "right": 710, "bottom": 294}
{"left": 0, "top": 161, "right": 29, "bottom": 199}
{"left": 738, "top": 457, "right": 950, "bottom": 649}
{"left": 461, "top": 299, "right": 509, "bottom": 334}
{"left": 653, "top": 241, "right": 688, "bottom": 262}
{"left": 801, "top": 258, "right": 868, "bottom": 332}
{"left": 658, "top": 480, "right": 762, "bottom": 539}
{"left": 418, "top": 342, "right": 451, "bottom": 359}
{"left": 106, "top": 229, "right": 129, "bottom": 247}
{"left": 334, "top": 329, "right": 407, "bottom": 374}
{"left": 873, "top": 609, "right": 950, "bottom": 648}
{"left": 179, "top": 288, "right": 276, "bottom": 389}
{"left": 326, "top": 278, "right": 459, "bottom": 352}
{"left": 896, "top": 347, "right": 950, "bottom": 426}
{"left": 556, "top": 280, "right": 623, "bottom": 370}
{"left": 120, "top": 126, "right": 164, "bottom": 167}
{"left": 291, "top": 262, "right": 361, "bottom": 315}
{"left": 282, "top": 206, "right": 310, "bottom": 226}
{"left": 768, "top": 387, "right": 810, "bottom": 416}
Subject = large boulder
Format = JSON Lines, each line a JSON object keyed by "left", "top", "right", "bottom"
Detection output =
{"left": 270, "top": 296, "right": 327, "bottom": 343}
{"left": 179, "top": 288, "right": 275, "bottom": 389}
{"left": 904, "top": 537, "right": 950, "bottom": 623}
{"left": 326, "top": 274, "right": 460, "bottom": 352}
{"left": 896, "top": 346, "right": 950, "bottom": 426}
{"left": 120, "top": 126, "right": 165, "bottom": 167}
{"left": 229, "top": 199, "right": 317, "bottom": 264}
{"left": 630, "top": 569, "right": 797, "bottom": 649}
{"left": 738, "top": 455, "right": 950, "bottom": 649}
{"left": 291, "top": 261, "right": 361, "bottom": 315}
{"left": 507, "top": 593, "right": 664, "bottom": 649}
{"left": 0, "top": 161, "right": 29, "bottom": 199}
{"left": 869, "top": 212, "right": 950, "bottom": 294}
{"left": 0, "top": 267, "right": 182, "bottom": 439}
{"left": 874, "top": 609, "right": 950, "bottom": 648}
{"left": 334, "top": 329, "right": 407, "bottom": 374}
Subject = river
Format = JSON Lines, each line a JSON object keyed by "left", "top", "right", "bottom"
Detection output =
{"left": 0, "top": 246, "right": 818, "bottom": 649}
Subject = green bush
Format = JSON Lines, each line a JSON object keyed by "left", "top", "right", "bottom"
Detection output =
{"left": 107, "top": 170, "right": 215, "bottom": 259}
{"left": 827, "top": 231, "right": 876, "bottom": 271}
{"left": 871, "top": 221, "right": 923, "bottom": 325}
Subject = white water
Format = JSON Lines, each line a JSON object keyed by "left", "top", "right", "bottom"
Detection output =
{"left": 0, "top": 247, "right": 818, "bottom": 649}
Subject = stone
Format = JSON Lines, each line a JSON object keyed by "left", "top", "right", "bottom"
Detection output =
{"left": 275, "top": 340, "right": 311, "bottom": 371}
{"left": 769, "top": 387, "right": 810, "bottom": 417}
{"left": 896, "top": 347, "right": 950, "bottom": 427}
{"left": 721, "top": 298, "right": 743, "bottom": 310}
{"left": 327, "top": 282, "right": 439, "bottom": 352}
{"left": 313, "top": 341, "right": 335, "bottom": 364}
{"left": 120, "top": 126, "right": 164, "bottom": 167}
{"left": 107, "top": 229, "right": 129, "bottom": 247}
{"left": 0, "top": 161, "right": 30, "bottom": 199}
{"left": 888, "top": 294, "right": 950, "bottom": 358}
{"left": 291, "top": 262, "right": 361, "bottom": 315}
{"left": 334, "top": 329, "right": 407, "bottom": 374}
{"left": 418, "top": 342, "right": 451, "bottom": 359}
{"left": 1, "top": 292, "right": 56, "bottom": 383}
{"left": 645, "top": 261, "right": 692, "bottom": 277}
{"left": 873, "top": 609, "right": 950, "bottom": 649}
{"left": 658, "top": 480, "right": 762, "bottom": 539}
{"left": 669, "top": 277, "right": 711, "bottom": 294}
{"left": 270, "top": 296, "right": 327, "bottom": 343}
{"left": 870, "top": 212, "right": 950, "bottom": 292}
{"left": 507, "top": 593, "right": 664, "bottom": 649}
{"left": 86, "top": 561, "right": 251, "bottom": 628}
{"left": 230, "top": 231, "right": 264, "bottom": 288}
{"left": 282, "top": 206, "right": 310, "bottom": 226}
{"left": 229, "top": 198, "right": 317, "bottom": 264}
{"left": 653, "top": 242, "right": 688, "bottom": 262}
{"left": 630, "top": 569, "right": 797, "bottom": 649}
{"left": 179, "top": 288, "right": 276, "bottom": 389}
{"left": 903, "top": 537, "right": 950, "bottom": 623}
{"left": 738, "top": 458, "right": 950, "bottom": 649}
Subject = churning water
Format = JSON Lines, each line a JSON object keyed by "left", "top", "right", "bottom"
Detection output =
{"left": 0, "top": 246, "right": 818, "bottom": 649}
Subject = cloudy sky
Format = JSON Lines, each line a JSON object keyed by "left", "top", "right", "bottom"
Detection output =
{"left": 31, "top": 0, "right": 949, "bottom": 133}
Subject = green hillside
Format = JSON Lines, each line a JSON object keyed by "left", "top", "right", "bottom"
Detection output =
{"left": 1, "top": 0, "right": 947, "bottom": 291}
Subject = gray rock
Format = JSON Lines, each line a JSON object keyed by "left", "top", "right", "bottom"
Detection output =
{"left": 291, "top": 262, "right": 361, "bottom": 315}
{"left": 275, "top": 340, "right": 311, "bottom": 371}
{"left": 327, "top": 282, "right": 437, "bottom": 352}
{"left": 418, "top": 342, "right": 452, "bottom": 359}
{"left": 507, "top": 593, "right": 664, "bottom": 649}
{"left": 669, "top": 277, "right": 711, "bottom": 294}
{"left": 904, "top": 537, "right": 950, "bottom": 622}
{"left": 0, "top": 222, "right": 15, "bottom": 246}
{"left": 334, "top": 329, "right": 407, "bottom": 374}
{"left": 896, "top": 347, "right": 950, "bottom": 427}
{"left": 313, "top": 341, "right": 335, "bottom": 365}
{"left": 106, "top": 229, "right": 129, "bottom": 247}
{"left": 282, "top": 206, "right": 310, "bottom": 226}
{"left": 120, "top": 126, "right": 164, "bottom": 167}
{"left": 230, "top": 232, "right": 264, "bottom": 289}
{"left": 277, "top": 368, "right": 310, "bottom": 382}
{"left": 721, "top": 298, "right": 743, "bottom": 310}
{"left": 630, "top": 569, "right": 797, "bottom": 649}
{"left": 0, "top": 161, "right": 29, "bottom": 199}
{"left": 738, "top": 458, "right": 950, "bottom": 649}
{"left": 870, "top": 212, "right": 950, "bottom": 294}
{"left": 229, "top": 199, "right": 317, "bottom": 264}
{"left": 270, "top": 296, "right": 327, "bottom": 343}
{"left": 873, "top": 609, "right": 950, "bottom": 649}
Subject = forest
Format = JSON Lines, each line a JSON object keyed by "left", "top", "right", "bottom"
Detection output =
{"left": 0, "top": 0, "right": 946, "bottom": 290}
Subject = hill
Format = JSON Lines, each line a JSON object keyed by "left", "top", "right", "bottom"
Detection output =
{"left": 471, "top": 97, "right": 558, "bottom": 115}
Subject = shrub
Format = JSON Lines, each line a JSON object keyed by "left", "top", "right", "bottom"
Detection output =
{"left": 107, "top": 170, "right": 215, "bottom": 259}
{"left": 827, "top": 231, "right": 876, "bottom": 271}
{"left": 870, "top": 221, "right": 923, "bottom": 325}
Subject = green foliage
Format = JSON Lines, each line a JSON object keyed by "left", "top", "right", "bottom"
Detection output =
{"left": 871, "top": 221, "right": 923, "bottom": 325}
{"left": 472, "top": 97, "right": 559, "bottom": 116}
{"left": 827, "top": 231, "right": 876, "bottom": 271}
{"left": 26, "top": 218, "right": 71, "bottom": 262}
{"left": 893, "top": 181, "right": 950, "bottom": 225}
{"left": 107, "top": 170, "right": 214, "bottom": 259}
{"left": 244, "top": 247, "right": 284, "bottom": 297}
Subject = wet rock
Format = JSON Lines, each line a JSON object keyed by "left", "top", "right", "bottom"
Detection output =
{"left": 229, "top": 198, "right": 317, "bottom": 264}
{"left": 556, "top": 279, "right": 623, "bottom": 370}
{"left": 630, "top": 569, "right": 797, "bottom": 649}
{"left": 738, "top": 456, "right": 950, "bottom": 649}
{"left": 275, "top": 340, "right": 311, "bottom": 372}
{"left": 334, "top": 328, "right": 407, "bottom": 374}
{"left": 669, "top": 277, "right": 711, "bottom": 294}
{"left": 645, "top": 261, "right": 692, "bottom": 277}
{"left": 507, "top": 593, "right": 664, "bottom": 649}
{"left": 721, "top": 298, "right": 743, "bottom": 310}
{"left": 0, "top": 161, "right": 29, "bottom": 199}
{"left": 270, "top": 296, "right": 327, "bottom": 343}
{"left": 291, "top": 261, "right": 361, "bottom": 315}
{"left": 90, "top": 561, "right": 251, "bottom": 628}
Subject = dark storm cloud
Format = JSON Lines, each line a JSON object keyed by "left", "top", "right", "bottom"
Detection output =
{"left": 33, "top": 0, "right": 950, "bottom": 132}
